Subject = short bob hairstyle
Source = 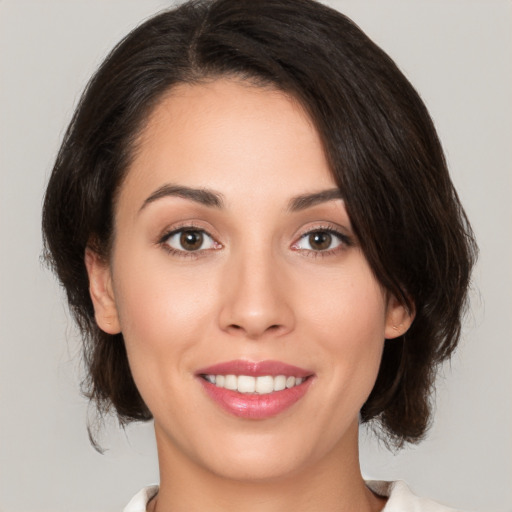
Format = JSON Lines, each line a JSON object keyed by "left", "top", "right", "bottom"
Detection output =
{"left": 42, "top": 0, "right": 477, "bottom": 448}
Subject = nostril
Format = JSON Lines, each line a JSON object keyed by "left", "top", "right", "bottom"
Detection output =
{"left": 226, "top": 323, "right": 284, "bottom": 337}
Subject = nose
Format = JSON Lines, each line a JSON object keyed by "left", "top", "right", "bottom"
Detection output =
{"left": 218, "top": 249, "right": 296, "bottom": 340}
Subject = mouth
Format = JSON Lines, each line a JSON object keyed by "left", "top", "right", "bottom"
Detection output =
{"left": 201, "top": 374, "right": 306, "bottom": 394}
{"left": 196, "top": 360, "right": 314, "bottom": 419}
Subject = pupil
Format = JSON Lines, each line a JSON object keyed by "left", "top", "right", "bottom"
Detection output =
{"left": 309, "top": 232, "right": 331, "bottom": 250}
{"left": 180, "top": 230, "right": 203, "bottom": 251}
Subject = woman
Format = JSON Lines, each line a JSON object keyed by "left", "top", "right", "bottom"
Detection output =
{"left": 42, "top": 0, "right": 476, "bottom": 510}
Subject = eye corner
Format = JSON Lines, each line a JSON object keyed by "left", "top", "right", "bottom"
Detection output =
{"left": 158, "top": 225, "right": 222, "bottom": 257}
{"left": 291, "top": 224, "right": 354, "bottom": 256}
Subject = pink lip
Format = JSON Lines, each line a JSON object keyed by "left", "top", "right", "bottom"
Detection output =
{"left": 196, "top": 359, "right": 312, "bottom": 378}
{"left": 196, "top": 360, "right": 314, "bottom": 420}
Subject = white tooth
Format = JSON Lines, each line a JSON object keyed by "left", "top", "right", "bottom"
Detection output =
{"left": 212, "top": 374, "right": 303, "bottom": 393}
{"left": 255, "top": 375, "right": 274, "bottom": 394}
{"left": 237, "top": 375, "right": 256, "bottom": 393}
{"left": 224, "top": 374, "right": 237, "bottom": 390}
{"left": 286, "top": 376, "right": 296, "bottom": 388}
{"left": 274, "top": 375, "right": 286, "bottom": 391}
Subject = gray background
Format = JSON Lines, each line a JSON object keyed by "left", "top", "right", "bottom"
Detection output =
{"left": 1, "top": 1, "right": 511, "bottom": 511}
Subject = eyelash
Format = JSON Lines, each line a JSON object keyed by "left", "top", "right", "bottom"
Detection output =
{"left": 292, "top": 224, "right": 353, "bottom": 257}
{"left": 157, "top": 223, "right": 221, "bottom": 258}
{"left": 157, "top": 223, "right": 353, "bottom": 259}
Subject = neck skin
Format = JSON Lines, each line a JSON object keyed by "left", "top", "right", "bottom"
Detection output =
{"left": 147, "top": 419, "right": 386, "bottom": 512}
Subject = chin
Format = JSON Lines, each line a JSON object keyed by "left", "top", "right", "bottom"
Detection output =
{"left": 204, "top": 446, "right": 314, "bottom": 483}
{"left": 182, "top": 418, "right": 354, "bottom": 484}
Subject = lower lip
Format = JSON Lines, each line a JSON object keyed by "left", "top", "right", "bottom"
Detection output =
{"left": 199, "top": 378, "right": 313, "bottom": 419}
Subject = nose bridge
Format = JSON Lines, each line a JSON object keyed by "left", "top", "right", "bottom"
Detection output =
{"left": 219, "top": 243, "right": 294, "bottom": 339}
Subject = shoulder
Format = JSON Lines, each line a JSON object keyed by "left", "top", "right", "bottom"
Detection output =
{"left": 366, "top": 481, "right": 464, "bottom": 512}
{"left": 123, "top": 485, "right": 159, "bottom": 512}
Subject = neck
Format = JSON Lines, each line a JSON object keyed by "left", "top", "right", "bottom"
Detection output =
{"left": 149, "top": 421, "right": 386, "bottom": 512}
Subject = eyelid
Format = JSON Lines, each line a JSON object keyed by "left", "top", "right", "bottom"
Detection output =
{"left": 156, "top": 220, "right": 216, "bottom": 242}
{"left": 291, "top": 223, "right": 354, "bottom": 253}
{"left": 156, "top": 221, "right": 222, "bottom": 256}
{"left": 166, "top": 229, "right": 216, "bottom": 250}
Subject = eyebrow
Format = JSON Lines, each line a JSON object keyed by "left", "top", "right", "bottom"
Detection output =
{"left": 287, "top": 188, "right": 344, "bottom": 212}
{"left": 139, "top": 184, "right": 342, "bottom": 213}
{"left": 139, "top": 184, "right": 224, "bottom": 212}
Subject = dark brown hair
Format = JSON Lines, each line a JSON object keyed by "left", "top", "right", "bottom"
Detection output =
{"left": 42, "top": 0, "right": 477, "bottom": 448}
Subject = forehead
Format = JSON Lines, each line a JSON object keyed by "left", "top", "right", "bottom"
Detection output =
{"left": 119, "top": 79, "right": 336, "bottom": 212}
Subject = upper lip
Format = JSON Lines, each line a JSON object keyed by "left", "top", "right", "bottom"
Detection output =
{"left": 196, "top": 360, "right": 313, "bottom": 378}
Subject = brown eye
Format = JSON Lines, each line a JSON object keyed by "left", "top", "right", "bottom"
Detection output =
{"left": 180, "top": 230, "right": 204, "bottom": 251}
{"left": 294, "top": 229, "right": 344, "bottom": 253}
{"left": 308, "top": 232, "right": 332, "bottom": 251}
{"left": 164, "top": 228, "right": 217, "bottom": 252}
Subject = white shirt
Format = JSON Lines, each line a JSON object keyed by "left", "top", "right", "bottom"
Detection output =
{"left": 123, "top": 481, "right": 462, "bottom": 511}
{"left": 367, "top": 481, "right": 461, "bottom": 511}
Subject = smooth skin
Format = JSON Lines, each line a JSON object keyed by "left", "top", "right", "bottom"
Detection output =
{"left": 86, "top": 79, "right": 413, "bottom": 512}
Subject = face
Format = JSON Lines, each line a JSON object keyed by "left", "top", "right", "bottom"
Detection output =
{"left": 87, "top": 79, "right": 411, "bottom": 482}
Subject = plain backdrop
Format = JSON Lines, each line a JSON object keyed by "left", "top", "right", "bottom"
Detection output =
{"left": 0, "top": 1, "right": 511, "bottom": 511}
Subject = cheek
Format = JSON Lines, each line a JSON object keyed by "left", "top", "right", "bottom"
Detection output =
{"left": 305, "top": 264, "right": 387, "bottom": 340}
{"left": 110, "top": 253, "right": 223, "bottom": 421}
{"left": 301, "top": 263, "right": 388, "bottom": 392}
{"left": 111, "top": 248, "right": 218, "bottom": 369}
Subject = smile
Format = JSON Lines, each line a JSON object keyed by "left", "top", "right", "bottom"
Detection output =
{"left": 202, "top": 374, "right": 305, "bottom": 394}
{"left": 197, "top": 360, "right": 314, "bottom": 419}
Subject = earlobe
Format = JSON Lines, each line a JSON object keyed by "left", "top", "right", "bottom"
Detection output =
{"left": 384, "top": 294, "right": 415, "bottom": 340}
{"left": 84, "top": 248, "right": 121, "bottom": 335}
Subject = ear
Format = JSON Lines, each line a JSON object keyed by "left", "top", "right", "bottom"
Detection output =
{"left": 84, "top": 248, "right": 121, "bottom": 334}
{"left": 384, "top": 294, "right": 415, "bottom": 340}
